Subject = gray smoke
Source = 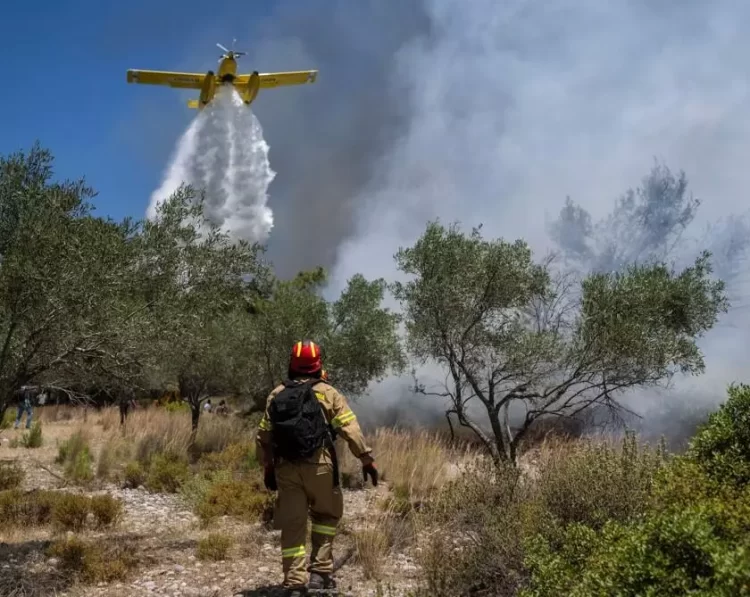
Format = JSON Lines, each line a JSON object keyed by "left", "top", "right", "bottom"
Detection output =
{"left": 235, "top": 0, "right": 750, "bottom": 435}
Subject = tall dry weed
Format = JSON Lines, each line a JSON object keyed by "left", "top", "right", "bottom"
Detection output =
{"left": 121, "top": 408, "right": 249, "bottom": 464}
{"left": 341, "top": 428, "right": 466, "bottom": 506}
{"left": 354, "top": 499, "right": 415, "bottom": 580}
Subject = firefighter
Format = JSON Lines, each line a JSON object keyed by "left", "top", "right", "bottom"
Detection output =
{"left": 256, "top": 340, "right": 378, "bottom": 595}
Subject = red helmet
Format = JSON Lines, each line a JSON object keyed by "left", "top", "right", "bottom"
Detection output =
{"left": 289, "top": 340, "right": 322, "bottom": 375}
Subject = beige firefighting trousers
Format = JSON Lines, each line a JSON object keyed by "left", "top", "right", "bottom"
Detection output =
{"left": 274, "top": 455, "right": 343, "bottom": 588}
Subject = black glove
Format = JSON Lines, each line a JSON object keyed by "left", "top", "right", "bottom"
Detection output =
{"left": 362, "top": 462, "right": 378, "bottom": 487}
{"left": 264, "top": 465, "right": 277, "bottom": 491}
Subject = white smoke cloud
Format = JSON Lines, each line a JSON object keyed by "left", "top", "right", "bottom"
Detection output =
{"left": 149, "top": 88, "right": 275, "bottom": 244}
{"left": 322, "top": 0, "right": 750, "bottom": 423}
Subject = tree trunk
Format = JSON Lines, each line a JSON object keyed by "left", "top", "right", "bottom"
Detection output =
{"left": 190, "top": 401, "right": 200, "bottom": 432}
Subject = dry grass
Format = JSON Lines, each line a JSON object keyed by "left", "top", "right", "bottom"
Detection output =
{"left": 48, "top": 535, "right": 138, "bottom": 583}
{"left": 37, "top": 404, "right": 81, "bottom": 424}
{"left": 120, "top": 407, "right": 249, "bottom": 464}
{"left": 340, "top": 427, "right": 468, "bottom": 508}
{"left": 353, "top": 499, "right": 415, "bottom": 581}
{"left": 196, "top": 532, "right": 234, "bottom": 561}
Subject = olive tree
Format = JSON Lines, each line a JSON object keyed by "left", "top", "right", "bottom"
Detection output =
{"left": 242, "top": 267, "right": 405, "bottom": 410}
{"left": 0, "top": 145, "right": 148, "bottom": 417}
{"left": 392, "top": 220, "right": 728, "bottom": 464}
{"left": 135, "top": 185, "right": 269, "bottom": 433}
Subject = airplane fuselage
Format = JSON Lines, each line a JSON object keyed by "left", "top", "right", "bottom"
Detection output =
{"left": 217, "top": 56, "right": 238, "bottom": 83}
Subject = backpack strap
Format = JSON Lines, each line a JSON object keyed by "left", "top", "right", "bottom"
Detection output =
{"left": 309, "top": 380, "right": 341, "bottom": 489}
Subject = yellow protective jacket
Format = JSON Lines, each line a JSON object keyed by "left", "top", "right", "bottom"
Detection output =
{"left": 256, "top": 378, "right": 372, "bottom": 467}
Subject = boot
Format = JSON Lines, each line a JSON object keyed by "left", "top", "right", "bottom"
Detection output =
{"left": 285, "top": 586, "right": 308, "bottom": 597}
{"left": 308, "top": 572, "right": 336, "bottom": 590}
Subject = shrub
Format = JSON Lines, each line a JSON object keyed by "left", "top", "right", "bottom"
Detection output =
{"left": 522, "top": 494, "right": 750, "bottom": 596}
{"left": 194, "top": 478, "right": 269, "bottom": 525}
{"left": 47, "top": 535, "right": 138, "bottom": 583}
{"left": 96, "top": 437, "right": 131, "bottom": 481}
{"left": 56, "top": 430, "right": 94, "bottom": 484}
{"left": 532, "top": 432, "right": 666, "bottom": 531}
{"left": 196, "top": 533, "right": 233, "bottom": 561}
{"left": 415, "top": 460, "right": 532, "bottom": 597}
{"left": 521, "top": 387, "right": 750, "bottom": 597}
{"left": 20, "top": 420, "right": 43, "bottom": 448}
{"left": 1, "top": 407, "right": 14, "bottom": 429}
{"left": 123, "top": 461, "right": 146, "bottom": 488}
{"left": 687, "top": 382, "right": 750, "bottom": 487}
{"left": 145, "top": 453, "right": 190, "bottom": 493}
{"left": 0, "top": 462, "right": 25, "bottom": 491}
{"left": 354, "top": 501, "right": 415, "bottom": 581}
{"left": 0, "top": 489, "right": 59, "bottom": 526}
{"left": 52, "top": 493, "right": 91, "bottom": 532}
{"left": 90, "top": 494, "right": 123, "bottom": 529}
{"left": 197, "top": 441, "right": 258, "bottom": 473}
{"left": 165, "top": 400, "right": 190, "bottom": 413}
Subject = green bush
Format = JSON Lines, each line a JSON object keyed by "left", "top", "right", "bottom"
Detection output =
{"left": 56, "top": 431, "right": 94, "bottom": 484}
{"left": 521, "top": 384, "right": 750, "bottom": 596}
{"left": 0, "top": 489, "right": 59, "bottom": 526}
{"left": 145, "top": 453, "right": 190, "bottom": 493}
{"left": 52, "top": 493, "right": 91, "bottom": 532}
{"left": 164, "top": 400, "right": 190, "bottom": 413}
{"left": 47, "top": 535, "right": 137, "bottom": 583}
{"left": 0, "top": 462, "right": 25, "bottom": 490}
{"left": 20, "top": 420, "right": 43, "bottom": 448}
{"left": 90, "top": 494, "right": 124, "bottom": 529}
{"left": 522, "top": 491, "right": 750, "bottom": 596}
{"left": 687, "top": 382, "right": 750, "bottom": 487}
{"left": 194, "top": 478, "right": 269, "bottom": 525}
{"left": 196, "top": 533, "right": 233, "bottom": 561}
{"left": 0, "top": 408, "right": 14, "bottom": 429}
{"left": 123, "top": 461, "right": 146, "bottom": 488}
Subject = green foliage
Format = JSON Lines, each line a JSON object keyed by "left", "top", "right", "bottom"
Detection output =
{"left": 0, "top": 462, "right": 25, "bottom": 490}
{"left": 145, "top": 452, "right": 190, "bottom": 493}
{"left": 52, "top": 493, "right": 91, "bottom": 532}
{"left": 89, "top": 494, "right": 124, "bottom": 529}
{"left": 196, "top": 532, "right": 234, "bottom": 561}
{"left": 164, "top": 400, "right": 190, "bottom": 413}
{"left": 48, "top": 535, "right": 137, "bottom": 583}
{"left": 521, "top": 384, "right": 750, "bottom": 596}
{"left": 0, "top": 408, "right": 13, "bottom": 429}
{"left": 522, "top": 497, "right": 750, "bottom": 596}
{"left": 56, "top": 431, "right": 93, "bottom": 484}
{"left": 181, "top": 441, "right": 269, "bottom": 525}
{"left": 194, "top": 479, "right": 270, "bottom": 525}
{"left": 135, "top": 185, "right": 269, "bottom": 430}
{"left": 0, "top": 489, "right": 59, "bottom": 526}
{"left": 393, "top": 219, "right": 726, "bottom": 462}
{"left": 687, "top": 382, "right": 750, "bottom": 487}
{"left": 123, "top": 461, "right": 146, "bottom": 489}
{"left": 244, "top": 267, "right": 404, "bottom": 408}
{"left": 20, "top": 420, "right": 43, "bottom": 448}
{"left": 0, "top": 145, "right": 149, "bottom": 414}
{"left": 533, "top": 432, "right": 667, "bottom": 531}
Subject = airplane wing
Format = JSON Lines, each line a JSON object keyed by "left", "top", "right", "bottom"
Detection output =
{"left": 126, "top": 70, "right": 206, "bottom": 89}
{"left": 235, "top": 70, "right": 318, "bottom": 88}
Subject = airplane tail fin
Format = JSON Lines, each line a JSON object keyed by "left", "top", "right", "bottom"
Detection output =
{"left": 187, "top": 100, "right": 200, "bottom": 109}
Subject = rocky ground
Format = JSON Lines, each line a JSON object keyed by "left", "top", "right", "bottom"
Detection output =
{"left": 0, "top": 418, "right": 423, "bottom": 597}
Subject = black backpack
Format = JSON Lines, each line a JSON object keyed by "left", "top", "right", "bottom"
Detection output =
{"left": 268, "top": 378, "right": 333, "bottom": 462}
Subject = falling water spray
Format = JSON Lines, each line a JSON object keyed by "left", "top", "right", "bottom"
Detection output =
{"left": 148, "top": 88, "right": 276, "bottom": 244}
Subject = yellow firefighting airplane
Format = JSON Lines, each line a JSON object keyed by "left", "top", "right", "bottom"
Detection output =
{"left": 126, "top": 41, "right": 318, "bottom": 110}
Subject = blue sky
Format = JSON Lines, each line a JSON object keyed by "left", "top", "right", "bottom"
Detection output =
{"left": 0, "top": 0, "right": 278, "bottom": 222}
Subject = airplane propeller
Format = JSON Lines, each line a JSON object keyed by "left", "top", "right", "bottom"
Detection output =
{"left": 217, "top": 40, "right": 247, "bottom": 61}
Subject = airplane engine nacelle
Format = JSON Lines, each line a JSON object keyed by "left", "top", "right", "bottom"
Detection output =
{"left": 199, "top": 71, "right": 216, "bottom": 107}
{"left": 241, "top": 71, "right": 261, "bottom": 105}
